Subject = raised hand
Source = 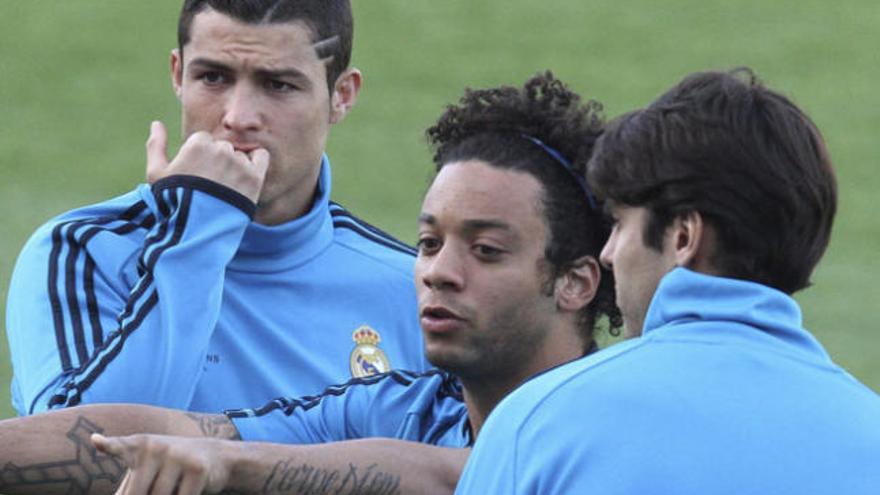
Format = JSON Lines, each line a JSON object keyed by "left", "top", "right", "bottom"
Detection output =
{"left": 145, "top": 121, "right": 270, "bottom": 204}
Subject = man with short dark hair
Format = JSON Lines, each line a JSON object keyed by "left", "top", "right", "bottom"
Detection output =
{"left": 456, "top": 68, "right": 880, "bottom": 494}
{"left": 6, "top": 0, "right": 428, "bottom": 415}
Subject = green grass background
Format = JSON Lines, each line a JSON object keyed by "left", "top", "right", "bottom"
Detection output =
{"left": 1, "top": 1, "right": 877, "bottom": 418}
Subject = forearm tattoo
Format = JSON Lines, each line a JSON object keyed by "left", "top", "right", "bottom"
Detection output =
{"left": 0, "top": 416, "right": 125, "bottom": 494}
{"left": 261, "top": 460, "right": 401, "bottom": 495}
{"left": 185, "top": 412, "right": 242, "bottom": 440}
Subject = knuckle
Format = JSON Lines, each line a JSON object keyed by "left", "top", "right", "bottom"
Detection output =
{"left": 186, "top": 132, "right": 211, "bottom": 149}
{"left": 140, "top": 436, "right": 168, "bottom": 455}
{"left": 183, "top": 459, "right": 208, "bottom": 477}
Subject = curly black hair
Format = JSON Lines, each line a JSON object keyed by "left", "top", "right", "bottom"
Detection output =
{"left": 426, "top": 72, "right": 622, "bottom": 350}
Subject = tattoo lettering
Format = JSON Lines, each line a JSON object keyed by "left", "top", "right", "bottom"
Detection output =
{"left": 335, "top": 463, "right": 400, "bottom": 495}
{"left": 262, "top": 461, "right": 400, "bottom": 495}
{"left": 263, "top": 460, "right": 339, "bottom": 494}
{"left": 185, "top": 413, "right": 241, "bottom": 440}
{"left": 0, "top": 416, "right": 125, "bottom": 494}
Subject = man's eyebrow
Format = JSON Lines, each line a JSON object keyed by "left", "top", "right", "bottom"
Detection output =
{"left": 460, "top": 219, "right": 514, "bottom": 235}
{"left": 188, "top": 57, "right": 310, "bottom": 81}
{"left": 188, "top": 58, "right": 234, "bottom": 72}
{"left": 256, "top": 67, "right": 309, "bottom": 81}
{"left": 419, "top": 214, "right": 515, "bottom": 236}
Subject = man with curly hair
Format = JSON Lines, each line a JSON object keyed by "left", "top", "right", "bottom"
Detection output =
{"left": 457, "top": 68, "right": 880, "bottom": 494}
{"left": 0, "top": 73, "right": 619, "bottom": 495}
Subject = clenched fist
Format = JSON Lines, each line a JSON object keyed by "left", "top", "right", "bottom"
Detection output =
{"left": 145, "top": 121, "right": 269, "bottom": 204}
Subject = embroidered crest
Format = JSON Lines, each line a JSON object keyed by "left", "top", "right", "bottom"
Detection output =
{"left": 349, "top": 326, "right": 391, "bottom": 378}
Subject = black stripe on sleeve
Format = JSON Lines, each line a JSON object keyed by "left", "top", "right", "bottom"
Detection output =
{"left": 111, "top": 271, "right": 155, "bottom": 328}
{"left": 145, "top": 188, "right": 192, "bottom": 271}
{"left": 63, "top": 289, "right": 161, "bottom": 407}
{"left": 156, "top": 187, "right": 172, "bottom": 218}
{"left": 83, "top": 256, "right": 103, "bottom": 348}
{"left": 46, "top": 201, "right": 151, "bottom": 372}
{"left": 77, "top": 203, "right": 154, "bottom": 352}
{"left": 57, "top": 189, "right": 194, "bottom": 406}
{"left": 224, "top": 369, "right": 451, "bottom": 419}
{"left": 63, "top": 223, "right": 89, "bottom": 366}
{"left": 141, "top": 191, "right": 174, "bottom": 272}
{"left": 48, "top": 223, "right": 73, "bottom": 372}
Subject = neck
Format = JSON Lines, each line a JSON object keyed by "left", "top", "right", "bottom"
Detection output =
{"left": 460, "top": 375, "right": 521, "bottom": 438}
{"left": 253, "top": 187, "right": 317, "bottom": 225}
{"left": 461, "top": 332, "right": 588, "bottom": 438}
{"left": 252, "top": 162, "right": 324, "bottom": 225}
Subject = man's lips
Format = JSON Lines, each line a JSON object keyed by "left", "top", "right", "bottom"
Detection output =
{"left": 420, "top": 305, "right": 467, "bottom": 335}
{"left": 220, "top": 136, "right": 265, "bottom": 154}
{"left": 231, "top": 144, "right": 262, "bottom": 153}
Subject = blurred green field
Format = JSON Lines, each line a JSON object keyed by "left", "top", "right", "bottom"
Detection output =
{"left": 1, "top": 1, "right": 878, "bottom": 418}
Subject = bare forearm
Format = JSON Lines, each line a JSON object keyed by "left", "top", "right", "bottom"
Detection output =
{"left": 0, "top": 404, "right": 236, "bottom": 494}
{"left": 226, "top": 439, "right": 469, "bottom": 495}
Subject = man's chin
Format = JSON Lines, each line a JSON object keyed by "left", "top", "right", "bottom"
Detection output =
{"left": 425, "top": 346, "right": 472, "bottom": 374}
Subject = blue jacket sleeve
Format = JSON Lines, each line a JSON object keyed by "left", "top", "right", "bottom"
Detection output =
{"left": 227, "top": 370, "right": 467, "bottom": 446}
{"left": 6, "top": 175, "right": 254, "bottom": 414}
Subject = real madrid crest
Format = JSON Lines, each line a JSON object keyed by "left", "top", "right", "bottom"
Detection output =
{"left": 350, "top": 325, "right": 391, "bottom": 378}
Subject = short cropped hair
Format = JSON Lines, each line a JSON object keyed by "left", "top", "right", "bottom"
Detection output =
{"left": 588, "top": 68, "right": 837, "bottom": 294}
{"left": 177, "top": 0, "right": 353, "bottom": 90}
{"left": 427, "top": 72, "right": 623, "bottom": 348}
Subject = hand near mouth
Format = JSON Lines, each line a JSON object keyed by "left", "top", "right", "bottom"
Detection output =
{"left": 145, "top": 121, "right": 269, "bottom": 204}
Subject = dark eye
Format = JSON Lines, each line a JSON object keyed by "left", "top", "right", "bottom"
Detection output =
{"left": 199, "top": 71, "right": 227, "bottom": 86}
{"left": 417, "top": 237, "right": 441, "bottom": 255}
{"left": 473, "top": 244, "right": 503, "bottom": 260}
{"left": 266, "top": 79, "right": 296, "bottom": 92}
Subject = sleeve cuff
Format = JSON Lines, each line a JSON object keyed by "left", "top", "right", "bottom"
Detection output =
{"left": 152, "top": 175, "right": 256, "bottom": 219}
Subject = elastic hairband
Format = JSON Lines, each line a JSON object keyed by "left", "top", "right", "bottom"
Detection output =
{"left": 520, "top": 134, "right": 598, "bottom": 210}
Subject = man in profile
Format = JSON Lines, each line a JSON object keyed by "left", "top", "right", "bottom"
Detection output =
{"left": 456, "top": 68, "right": 880, "bottom": 494}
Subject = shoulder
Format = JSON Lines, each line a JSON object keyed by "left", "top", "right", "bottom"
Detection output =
{"left": 15, "top": 187, "right": 154, "bottom": 262}
{"left": 328, "top": 202, "right": 417, "bottom": 275}
{"left": 480, "top": 339, "right": 649, "bottom": 438}
{"left": 461, "top": 340, "right": 654, "bottom": 491}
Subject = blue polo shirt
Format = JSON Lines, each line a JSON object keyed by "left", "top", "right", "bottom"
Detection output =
{"left": 457, "top": 268, "right": 880, "bottom": 494}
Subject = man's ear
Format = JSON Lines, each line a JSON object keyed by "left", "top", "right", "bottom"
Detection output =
{"left": 170, "top": 49, "right": 183, "bottom": 100}
{"left": 329, "top": 68, "right": 362, "bottom": 124}
{"left": 556, "top": 255, "right": 601, "bottom": 314}
{"left": 668, "top": 210, "right": 713, "bottom": 269}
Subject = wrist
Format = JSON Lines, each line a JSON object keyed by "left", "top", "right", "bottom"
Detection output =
{"left": 222, "top": 439, "right": 264, "bottom": 493}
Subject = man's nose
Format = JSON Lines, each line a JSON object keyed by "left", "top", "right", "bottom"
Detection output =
{"left": 419, "top": 246, "right": 466, "bottom": 291}
{"left": 222, "top": 84, "right": 262, "bottom": 133}
{"left": 599, "top": 233, "right": 616, "bottom": 270}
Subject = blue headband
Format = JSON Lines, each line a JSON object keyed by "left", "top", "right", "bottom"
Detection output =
{"left": 520, "top": 134, "right": 598, "bottom": 210}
